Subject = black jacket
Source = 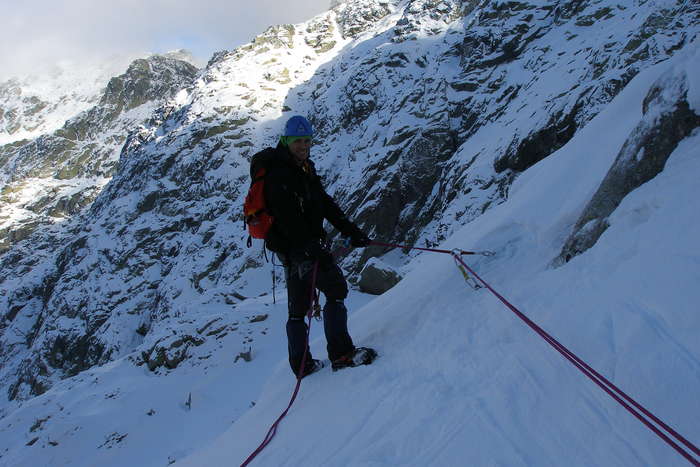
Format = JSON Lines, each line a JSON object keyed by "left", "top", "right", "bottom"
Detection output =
{"left": 260, "top": 143, "right": 359, "bottom": 253}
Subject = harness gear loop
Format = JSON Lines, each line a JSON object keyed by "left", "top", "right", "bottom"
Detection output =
{"left": 312, "top": 289, "right": 322, "bottom": 321}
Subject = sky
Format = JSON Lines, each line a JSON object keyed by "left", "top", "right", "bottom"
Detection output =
{"left": 0, "top": 0, "right": 331, "bottom": 79}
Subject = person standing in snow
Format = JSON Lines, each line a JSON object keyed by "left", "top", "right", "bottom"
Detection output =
{"left": 257, "top": 115, "right": 377, "bottom": 377}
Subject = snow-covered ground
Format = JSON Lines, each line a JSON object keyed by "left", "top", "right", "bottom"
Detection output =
{"left": 1, "top": 37, "right": 698, "bottom": 467}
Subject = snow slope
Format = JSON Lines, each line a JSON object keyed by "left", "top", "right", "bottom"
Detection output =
{"left": 177, "top": 41, "right": 700, "bottom": 467}
{"left": 0, "top": 291, "right": 375, "bottom": 466}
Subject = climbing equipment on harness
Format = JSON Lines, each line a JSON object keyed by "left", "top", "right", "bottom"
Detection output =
{"left": 312, "top": 290, "right": 322, "bottom": 321}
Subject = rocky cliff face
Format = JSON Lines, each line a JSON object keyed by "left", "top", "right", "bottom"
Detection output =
{"left": 0, "top": 0, "right": 697, "bottom": 408}
{"left": 311, "top": 0, "right": 698, "bottom": 260}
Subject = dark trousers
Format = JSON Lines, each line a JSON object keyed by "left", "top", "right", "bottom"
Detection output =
{"left": 279, "top": 252, "right": 354, "bottom": 374}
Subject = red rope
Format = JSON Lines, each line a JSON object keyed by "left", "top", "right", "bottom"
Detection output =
{"left": 370, "top": 240, "right": 480, "bottom": 256}
{"left": 451, "top": 253, "right": 700, "bottom": 466}
{"left": 373, "top": 240, "right": 699, "bottom": 465}
{"left": 241, "top": 261, "right": 320, "bottom": 467}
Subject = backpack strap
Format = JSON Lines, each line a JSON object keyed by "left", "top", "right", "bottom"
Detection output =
{"left": 249, "top": 147, "right": 278, "bottom": 180}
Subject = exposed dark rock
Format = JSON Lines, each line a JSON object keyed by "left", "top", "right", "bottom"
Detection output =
{"left": 358, "top": 258, "right": 403, "bottom": 295}
{"left": 306, "top": 15, "right": 338, "bottom": 53}
{"left": 335, "top": 0, "right": 392, "bottom": 39}
{"left": 142, "top": 334, "right": 205, "bottom": 371}
{"left": 30, "top": 415, "right": 50, "bottom": 432}
{"left": 344, "top": 127, "right": 459, "bottom": 265}
{"left": 99, "top": 56, "right": 198, "bottom": 118}
{"left": 45, "top": 334, "right": 109, "bottom": 377}
{"left": 235, "top": 348, "right": 252, "bottom": 363}
{"left": 7, "top": 360, "right": 51, "bottom": 400}
{"left": 494, "top": 99, "right": 584, "bottom": 173}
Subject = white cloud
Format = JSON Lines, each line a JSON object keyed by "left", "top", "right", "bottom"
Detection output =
{"left": 0, "top": 0, "right": 331, "bottom": 79}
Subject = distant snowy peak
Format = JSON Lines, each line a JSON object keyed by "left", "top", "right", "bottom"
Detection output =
{"left": 159, "top": 49, "right": 202, "bottom": 67}
{"left": 0, "top": 56, "right": 135, "bottom": 145}
{"left": 0, "top": 51, "right": 200, "bottom": 255}
{"left": 99, "top": 54, "right": 199, "bottom": 115}
{"left": 0, "top": 51, "right": 200, "bottom": 146}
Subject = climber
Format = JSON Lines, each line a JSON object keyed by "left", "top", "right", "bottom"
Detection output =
{"left": 252, "top": 115, "right": 377, "bottom": 377}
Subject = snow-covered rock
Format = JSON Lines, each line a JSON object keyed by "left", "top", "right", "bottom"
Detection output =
{"left": 0, "top": 58, "right": 133, "bottom": 146}
{"left": 558, "top": 44, "right": 700, "bottom": 263}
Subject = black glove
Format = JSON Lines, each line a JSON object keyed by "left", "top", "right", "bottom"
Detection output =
{"left": 349, "top": 230, "right": 371, "bottom": 248}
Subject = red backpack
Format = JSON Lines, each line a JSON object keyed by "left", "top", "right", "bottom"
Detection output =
{"left": 243, "top": 149, "right": 276, "bottom": 240}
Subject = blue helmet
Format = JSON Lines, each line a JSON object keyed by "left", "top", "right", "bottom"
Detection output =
{"left": 283, "top": 115, "right": 313, "bottom": 137}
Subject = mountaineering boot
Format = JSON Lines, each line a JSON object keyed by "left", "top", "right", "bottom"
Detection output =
{"left": 299, "top": 359, "right": 325, "bottom": 378}
{"left": 331, "top": 347, "right": 377, "bottom": 371}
